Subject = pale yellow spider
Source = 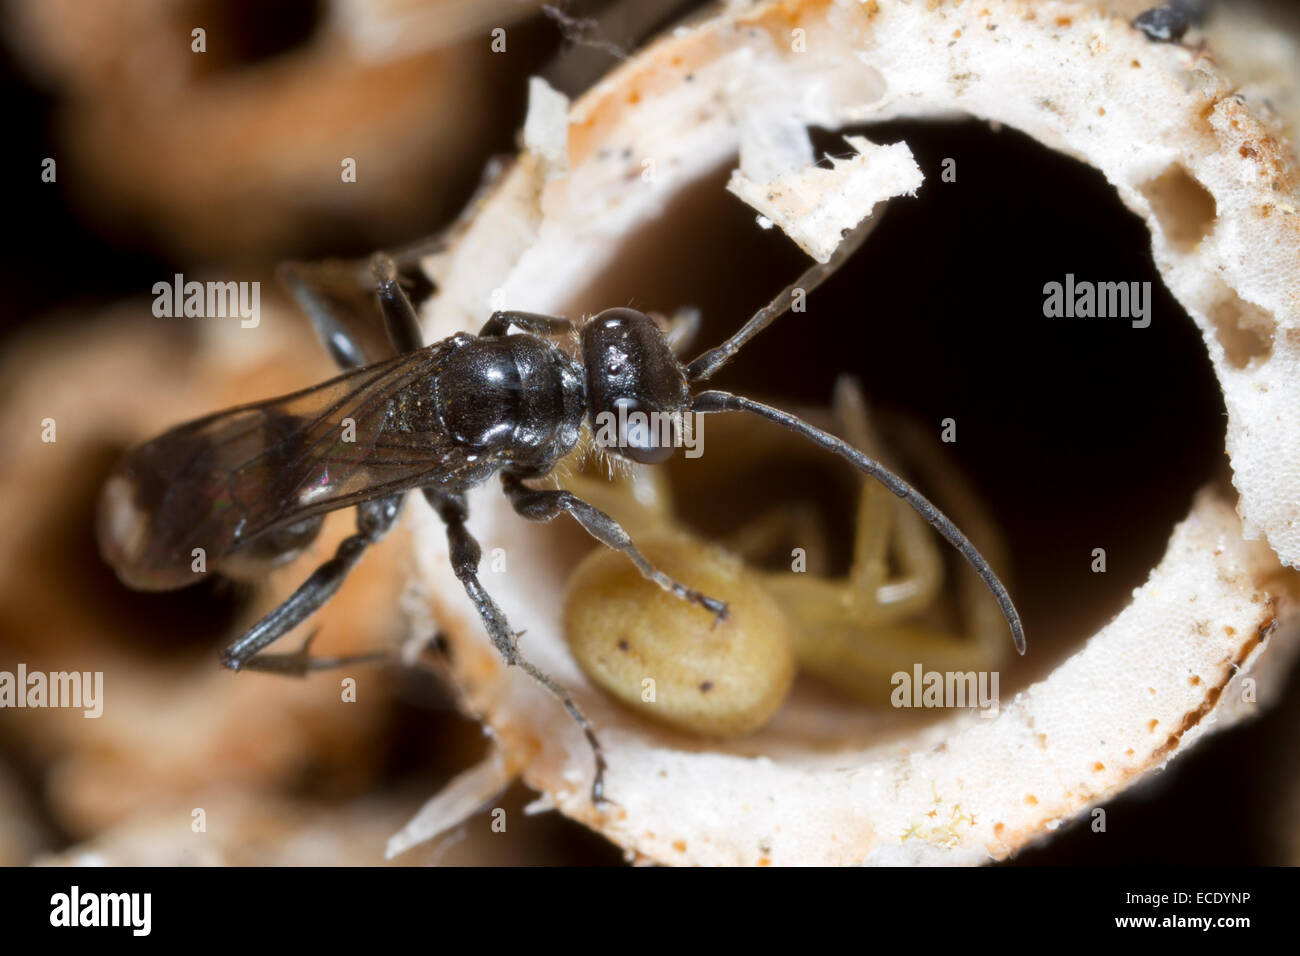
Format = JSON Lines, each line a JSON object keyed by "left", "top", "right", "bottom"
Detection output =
{"left": 558, "top": 377, "right": 1012, "bottom": 735}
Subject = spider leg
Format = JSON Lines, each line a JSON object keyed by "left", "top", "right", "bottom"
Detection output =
{"left": 829, "top": 378, "right": 943, "bottom": 614}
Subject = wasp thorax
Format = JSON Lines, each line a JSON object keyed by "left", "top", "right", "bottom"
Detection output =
{"left": 581, "top": 308, "right": 689, "bottom": 465}
{"left": 433, "top": 339, "right": 523, "bottom": 448}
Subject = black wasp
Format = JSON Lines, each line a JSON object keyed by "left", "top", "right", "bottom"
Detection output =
{"left": 98, "top": 217, "right": 1026, "bottom": 804}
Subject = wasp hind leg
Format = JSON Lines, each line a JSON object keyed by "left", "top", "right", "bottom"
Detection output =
{"left": 422, "top": 488, "right": 609, "bottom": 806}
{"left": 230, "top": 627, "right": 387, "bottom": 676}
{"left": 220, "top": 495, "right": 404, "bottom": 676}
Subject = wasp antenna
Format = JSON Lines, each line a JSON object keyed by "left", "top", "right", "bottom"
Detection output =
{"left": 690, "top": 390, "right": 1027, "bottom": 655}
{"left": 684, "top": 207, "right": 886, "bottom": 383}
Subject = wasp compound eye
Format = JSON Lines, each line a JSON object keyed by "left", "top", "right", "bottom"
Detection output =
{"left": 610, "top": 397, "right": 679, "bottom": 465}
{"left": 581, "top": 308, "right": 689, "bottom": 464}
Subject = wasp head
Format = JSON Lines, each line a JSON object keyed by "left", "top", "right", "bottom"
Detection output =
{"left": 580, "top": 308, "right": 689, "bottom": 465}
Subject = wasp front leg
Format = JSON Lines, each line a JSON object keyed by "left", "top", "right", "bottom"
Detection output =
{"left": 501, "top": 472, "right": 728, "bottom": 623}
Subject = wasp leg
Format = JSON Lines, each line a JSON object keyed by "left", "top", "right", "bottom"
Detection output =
{"left": 234, "top": 627, "right": 388, "bottom": 675}
{"left": 279, "top": 250, "right": 428, "bottom": 369}
{"left": 478, "top": 311, "right": 577, "bottom": 338}
{"left": 278, "top": 258, "right": 386, "bottom": 369}
{"left": 501, "top": 472, "right": 729, "bottom": 623}
{"left": 422, "top": 488, "right": 609, "bottom": 806}
{"left": 278, "top": 162, "right": 520, "bottom": 367}
{"left": 220, "top": 494, "right": 404, "bottom": 675}
{"left": 369, "top": 253, "right": 425, "bottom": 356}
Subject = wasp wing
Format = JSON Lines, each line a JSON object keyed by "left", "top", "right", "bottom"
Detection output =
{"left": 99, "top": 342, "right": 483, "bottom": 590}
